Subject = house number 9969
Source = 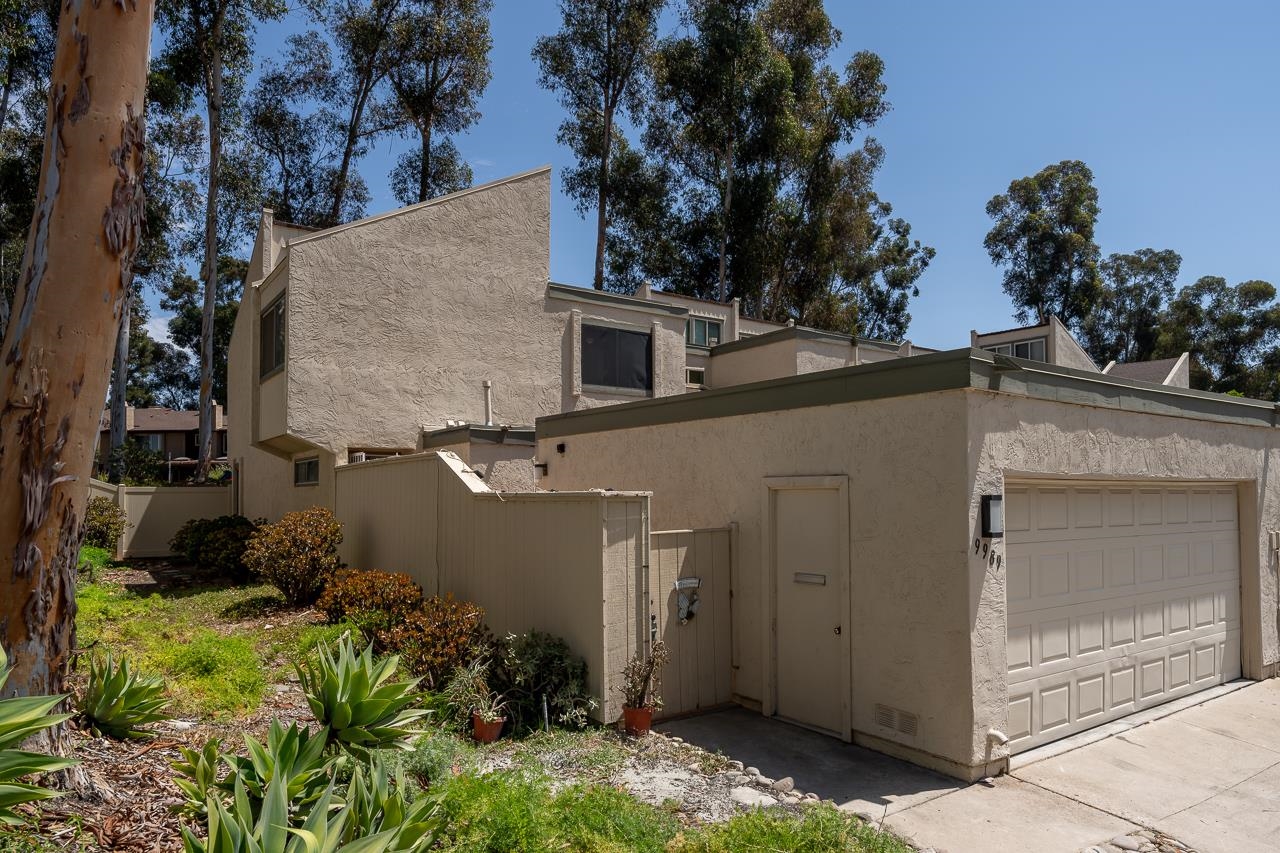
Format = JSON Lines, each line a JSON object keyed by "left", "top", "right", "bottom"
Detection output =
{"left": 974, "top": 538, "right": 1002, "bottom": 569}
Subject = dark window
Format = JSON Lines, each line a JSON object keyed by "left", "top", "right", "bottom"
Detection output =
{"left": 294, "top": 457, "right": 319, "bottom": 485}
{"left": 260, "top": 295, "right": 286, "bottom": 377}
{"left": 582, "top": 324, "right": 652, "bottom": 392}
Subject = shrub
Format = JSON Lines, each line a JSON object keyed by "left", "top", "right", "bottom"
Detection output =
{"left": 105, "top": 440, "right": 164, "bottom": 485}
{"left": 442, "top": 658, "right": 506, "bottom": 726}
{"left": 78, "top": 650, "right": 170, "bottom": 739}
{"left": 170, "top": 515, "right": 261, "bottom": 580}
{"left": 376, "top": 596, "right": 490, "bottom": 690}
{"left": 84, "top": 496, "right": 127, "bottom": 550}
{"left": 490, "top": 631, "right": 598, "bottom": 733}
{"left": 317, "top": 570, "right": 425, "bottom": 646}
{"left": 242, "top": 507, "right": 344, "bottom": 605}
{"left": 0, "top": 645, "right": 78, "bottom": 826}
{"left": 402, "top": 729, "right": 477, "bottom": 787}
{"left": 296, "top": 635, "right": 430, "bottom": 758}
{"left": 620, "top": 640, "right": 669, "bottom": 711}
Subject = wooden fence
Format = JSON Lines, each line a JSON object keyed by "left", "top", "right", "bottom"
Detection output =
{"left": 89, "top": 479, "right": 233, "bottom": 558}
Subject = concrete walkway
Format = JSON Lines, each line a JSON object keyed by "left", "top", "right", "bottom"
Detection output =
{"left": 659, "top": 679, "right": 1280, "bottom": 853}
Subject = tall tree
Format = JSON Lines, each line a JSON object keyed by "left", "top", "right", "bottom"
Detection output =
{"left": 157, "top": 0, "right": 283, "bottom": 479}
{"left": 646, "top": 0, "right": 792, "bottom": 302}
{"left": 1155, "top": 276, "right": 1280, "bottom": 396}
{"left": 161, "top": 256, "right": 247, "bottom": 410}
{"left": 0, "top": 0, "right": 150, "bottom": 739}
{"left": 533, "top": 0, "right": 664, "bottom": 290}
{"left": 1080, "top": 248, "right": 1181, "bottom": 365}
{"left": 388, "top": 0, "right": 491, "bottom": 204}
{"left": 318, "top": 0, "right": 403, "bottom": 225}
{"left": 984, "top": 159, "right": 1102, "bottom": 330}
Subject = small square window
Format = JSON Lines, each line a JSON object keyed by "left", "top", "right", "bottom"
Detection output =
{"left": 294, "top": 457, "right": 319, "bottom": 486}
{"left": 686, "top": 368, "right": 706, "bottom": 386}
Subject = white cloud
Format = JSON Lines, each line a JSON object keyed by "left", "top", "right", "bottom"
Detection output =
{"left": 143, "top": 315, "right": 174, "bottom": 347}
{"left": 472, "top": 158, "right": 496, "bottom": 168}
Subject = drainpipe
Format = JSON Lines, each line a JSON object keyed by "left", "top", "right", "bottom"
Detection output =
{"left": 482, "top": 380, "right": 493, "bottom": 427}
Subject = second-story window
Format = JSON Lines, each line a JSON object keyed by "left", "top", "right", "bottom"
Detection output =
{"left": 986, "top": 338, "right": 1046, "bottom": 362}
{"left": 260, "top": 294, "right": 286, "bottom": 378}
{"left": 686, "top": 317, "right": 722, "bottom": 347}
{"left": 582, "top": 324, "right": 653, "bottom": 392}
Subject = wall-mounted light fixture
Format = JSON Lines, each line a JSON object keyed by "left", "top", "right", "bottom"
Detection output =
{"left": 981, "top": 494, "right": 1004, "bottom": 539}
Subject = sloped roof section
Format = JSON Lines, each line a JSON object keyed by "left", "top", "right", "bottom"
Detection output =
{"left": 1104, "top": 357, "right": 1182, "bottom": 384}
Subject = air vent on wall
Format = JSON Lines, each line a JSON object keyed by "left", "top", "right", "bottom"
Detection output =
{"left": 874, "top": 703, "right": 919, "bottom": 737}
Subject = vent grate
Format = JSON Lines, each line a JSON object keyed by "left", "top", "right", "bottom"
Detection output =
{"left": 874, "top": 703, "right": 918, "bottom": 737}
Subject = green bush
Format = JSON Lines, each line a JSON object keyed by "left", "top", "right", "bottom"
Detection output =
{"left": 376, "top": 596, "right": 490, "bottom": 691}
{"left": 242, "top": 507, "right": 344, "bottom": 605}
{"left": 552, "top": 784, "right": 677, "bottom": 853}
{"left": 490, "top": 631, "right": 597, "bottom": 734}
{"left": 402, "top": 729, "right": 478, "bottom": 787}
{"left": 317, "top": 570, "right": 425, "bottom": 647}
{"left": 671, "top": 803, "right": 912, "bottom": 853}
{"left": 78, "top": 650, "right": 170, "bottom": 739}
{"left": 170, "top": 515, "right": 261, "bottom": 580}
{"left": 0, "top": 645, "right": 78, "bottom": 827}
{"left": 84, "top": 496, "right": 127, "bottom": 550}
{"left": 105, "top": 440, "right": 164, "bottom": 485}
{"left": 296, "top": 635, "right": 430, "bottom": 758}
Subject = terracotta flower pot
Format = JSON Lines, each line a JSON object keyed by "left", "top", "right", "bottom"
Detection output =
{"left": 622, "top": 705, "right": 654, "bottom": 736}
{"left": 472, "top": 712, "right": 505, "bottom": 743}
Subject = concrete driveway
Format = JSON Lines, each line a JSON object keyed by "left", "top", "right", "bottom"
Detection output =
{"left": 658, "top": 679, "right": 1280, "bottom": 853}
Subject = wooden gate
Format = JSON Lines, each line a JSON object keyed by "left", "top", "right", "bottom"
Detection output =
{"left": 650, "top": 526, "right": 734, "bottom": 718}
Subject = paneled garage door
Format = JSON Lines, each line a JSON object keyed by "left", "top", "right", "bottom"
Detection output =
{"left": 1005, "top": 482, "right": 1241, "bottom": 753}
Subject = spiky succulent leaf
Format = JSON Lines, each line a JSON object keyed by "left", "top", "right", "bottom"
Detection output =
{"left": 79, "top": 651, "right": 170, "bottom": 739}
{"left": 0, "top": 645, "right": 79, "bottom": 826}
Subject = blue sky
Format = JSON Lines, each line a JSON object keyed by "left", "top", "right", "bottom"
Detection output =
{"left": 151, "top": 1, "right": 1280, "bottom": 350}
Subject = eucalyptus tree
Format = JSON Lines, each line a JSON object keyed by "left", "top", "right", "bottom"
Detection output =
{"left": 1156, "top": 276, "right": 1280, "bottom": 397}
{"left": 1080, "top": 248, "right": 1181, "bottom": 365}
{"left": 0, "top": 0, "right": 150, "bottom": 750}
{"left": 388, "top": 0, "right": 491, "bottom": 204}
{"left": 156, "top": 0, "right": 284, "bottom": 479}
{"left": 984, "top": 159, "right": 1102, "bottom": 330}
{"left": 533, "top": 0, "right": 664, "bottom": 290}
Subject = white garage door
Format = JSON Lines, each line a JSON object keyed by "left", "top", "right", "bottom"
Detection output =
{"left": 1005, "top": 482, "right": 1241, "bottom": 753}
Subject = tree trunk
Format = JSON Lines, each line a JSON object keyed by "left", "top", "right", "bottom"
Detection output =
{"left": 0, "top": 52, "right": 15, "bottom": 139}
{"left": 330, "top": 120, "right": 359, "bottom": 225}
{"left": 0, "top": 0, "right": 150, "bottom": 710}
{"left": 717, "top": 151, "right": 734, "bottom": 303}
{"left": 418, "top": 117, "right": 433, "bottom": 203}
{"left": 594, "top": 104, "right": 612, "bottom": 291}
{"left": 197, "top": 37, "right": 223, "bottom": 481}
{"left": 107, "top": 288, "right": 132, "bottom": 483}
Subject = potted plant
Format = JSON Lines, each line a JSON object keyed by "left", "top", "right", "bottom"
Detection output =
{"left": 620, "top": 640, "right": 669, "bottom": 736}
{"left": 445, "top": 659, "right": 507, "bottom": 743}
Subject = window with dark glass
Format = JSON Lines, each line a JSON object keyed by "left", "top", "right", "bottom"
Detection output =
{"left": 260, "top": 295, "right": 287, "bottom": 377}
{"left": 294, "top": 457, "right": 319, "bottom": 485}
{"left": 582, "top": 324, "right": 652, "bottom": 392}
{"left": 685, "top": 317, "right": 722, "bottom": 347}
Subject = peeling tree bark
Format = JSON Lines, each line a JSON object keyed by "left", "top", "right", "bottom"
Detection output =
{"left": 0, "top": 0, "right": 152, "bottom": 718}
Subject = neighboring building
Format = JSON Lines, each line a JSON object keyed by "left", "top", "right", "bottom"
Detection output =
{"left": 98, "top": 405, "right": 228, "bottom": 468}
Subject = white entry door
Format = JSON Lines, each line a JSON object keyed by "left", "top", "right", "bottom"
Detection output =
{"left": 768, "top": 478, "right": 850, "bottom": 738}
{"left": 1005, "top": 482, "right": 1241, "bottom": 753}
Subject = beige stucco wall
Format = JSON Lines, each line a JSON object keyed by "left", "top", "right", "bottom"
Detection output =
{"left": 709, "top": 338, "right": 798, "bottom": 387}
{"left": 796, "top": 338, "right": 856, "bottom": 374}
{"left": 333, "top": 451, "right": 647, "bottom": 718}
{"left": 466, "top": 443, "right": 538, "bottom": 491}
{"left": 539, "top": 383, "right": 1280, "bottom": 778}
{"left": 540, "top": 393, "right": 974, "bottom": 772}
{"left": 1048, "top": 316, "right": 1099, "bottom": 372}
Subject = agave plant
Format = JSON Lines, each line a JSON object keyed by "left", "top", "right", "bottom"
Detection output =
{"left": 341, "top": 757, "right": 443, "bottom": 846}
{"left": 79, "top": 650, "right": 170, "bottom": 739}
{"left": 173, "top": 722, "right": 334, "bottom": 822}
{"left": 182, "top": 762, "right": 441, "bottom": 853}
{"left": 296, "top": 636, "right": 430, "bottom": 758}
{"left": 0, "top": 645, "right": 79, "bottom": 826}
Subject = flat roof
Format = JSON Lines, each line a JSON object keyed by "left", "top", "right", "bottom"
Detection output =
{"left": 536, "top": 348, "right": 1279, "bottom": 439}
{"left": 546, "top": 282, "right": 688, "bottom": 316}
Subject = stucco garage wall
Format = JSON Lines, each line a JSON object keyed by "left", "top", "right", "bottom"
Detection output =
{"left": 540, "top": 391, "right": 975, "bottom": 771}
{"left": 966, "top": 390, "right": 1280, "bottom": 767}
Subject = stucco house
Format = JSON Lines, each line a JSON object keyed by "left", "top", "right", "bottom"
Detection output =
{"left": 97, "top": 404, "right": 228, "bottom": 478}
{"left": 226, "top": 165, "right": 1276, "bottom": 782}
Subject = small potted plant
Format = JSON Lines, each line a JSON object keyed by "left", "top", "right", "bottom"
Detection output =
{"left": 620, "top": 640, "right": 669, "bottom": 736}
{"left": 445, "top": 659, "right": 507, "bottom": 743}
